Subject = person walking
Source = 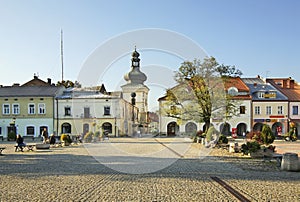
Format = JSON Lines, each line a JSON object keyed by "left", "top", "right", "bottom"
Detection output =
{"left": 42, "top": 128, "right": 49, "bottom": 143}
{"left": 16, "top": 134, "right": 26, "bottom": 152}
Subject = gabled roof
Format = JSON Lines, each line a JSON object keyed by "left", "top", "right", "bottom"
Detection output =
{"left": 22, "top": 75, "right": 53, "bottom": 86}
{"left": 0, "top": 86, "right": 63, "bottom": 97}
{"left": 224, "top": 77, "right": 251, "bottom": 100}
{"left": 266, "top": 78, "right": 300, "bottom": 101}
{"left": 224, "top": 77, "right": 249, "bottom": 92}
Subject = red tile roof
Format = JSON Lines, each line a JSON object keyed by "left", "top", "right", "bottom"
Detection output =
{"left": 266, "top": 78, "right": 300, "bottom": 101}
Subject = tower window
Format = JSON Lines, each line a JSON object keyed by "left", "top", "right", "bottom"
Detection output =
{"left": 104, "top": 106, "right": 111, "bottom": 115}
{"left": 65, "top": 107, "right": 71, "bottom": 116}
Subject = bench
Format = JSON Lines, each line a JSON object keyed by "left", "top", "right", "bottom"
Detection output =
{"left": 263, "top": 153, "right": 283, "bottom": 167}
{"left": 0, "top": 147, "right": 5, "bottom": 155}
{"left": 14, "top": 143, "right": 36, "bottom": 152}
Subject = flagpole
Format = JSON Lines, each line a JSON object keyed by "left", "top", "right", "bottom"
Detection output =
{"left": 61, "top": 29, "right": 64, "bottom": 82}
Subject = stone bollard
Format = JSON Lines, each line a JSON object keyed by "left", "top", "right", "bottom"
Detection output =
{"left": 281, "top": 152, "right": 299, "bottom": 171}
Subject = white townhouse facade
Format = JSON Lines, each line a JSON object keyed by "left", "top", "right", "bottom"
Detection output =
{"left": 55, "top": 86, "right": 139, "bottom": 137}
{"left": 158, "top": 77, "right": 252, "bottom": 136}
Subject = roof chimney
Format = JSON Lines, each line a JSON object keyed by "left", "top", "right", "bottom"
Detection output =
{"left": 290, "top": 79, "right": 295, "bottom": 89}
{"left": 283, "top": 80, "right": 287, "bottom": 88}
{"left": 47, "top": 78, "right": 51, "bottom": 85}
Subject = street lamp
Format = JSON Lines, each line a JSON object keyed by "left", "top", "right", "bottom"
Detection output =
{"left": 131, "top": 92, "right": 136, "bottom": 121}
{"left": 131, "top": 92, "right": 136, "bottom": 136}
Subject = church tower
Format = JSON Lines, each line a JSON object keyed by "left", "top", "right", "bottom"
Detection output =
{"left": 121, "top": 47, "right": 149, "bottom": 125}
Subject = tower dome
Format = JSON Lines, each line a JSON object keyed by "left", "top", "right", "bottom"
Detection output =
{"left": 124, "top": 47, "right": 147, "bottom": 84}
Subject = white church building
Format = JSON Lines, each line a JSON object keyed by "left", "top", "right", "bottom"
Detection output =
{"left": 55, "top": 48, "right": 149, "bottom": 137}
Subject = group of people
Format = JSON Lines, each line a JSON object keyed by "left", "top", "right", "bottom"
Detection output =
{"left": 41, "top": 128, "right": 56, "bottom": 144}
{"left": 15, "top": 128, "right": 56, "bottom": 151}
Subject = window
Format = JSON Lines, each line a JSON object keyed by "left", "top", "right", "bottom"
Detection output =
{"left": 240, "top": 106, "right": 246, "bottom": 114}
{"left": 258, "top": 92, "right": 264, "bottom": 98}
{"left": 64, "top": 106, "right": 71, "bottom": 116}
{"left": 84, "top": 107, "right": 90, "bottom": 118}
{"left": 12, "top": 104, "right": 20, "bottom": 114}
{"left": 3, "top": 104, "right": 10, "bottom": 114}
{"left": 277, "top": 106, "right": 283, "bottom": 115}
{"left": 104, "top": 106, "right": 110, "bottom": 115}
{"left": 26, "top": 126, "right": 35, "bottom": 135}
{"left": 266, "top": 106, "right": 272, "bottom": 115}
{"left": 28, "top": 104, "right": 35, "bottom": 114}
{"left": 38, "top": 103, "right": 46, "bottom": 114}
{"left": 254, "top": 106, "right": 260, "bottom": 115}
{"left": 292, "top": 106, "right": 299, "bottom": 115}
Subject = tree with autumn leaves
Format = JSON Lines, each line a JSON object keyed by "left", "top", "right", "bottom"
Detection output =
{"left": 163, "top": 57, "right": 242, "bottom": 133}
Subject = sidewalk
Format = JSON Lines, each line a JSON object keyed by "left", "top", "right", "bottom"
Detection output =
{"left": 273, "top": 140, "right": 300, "bottom": 156}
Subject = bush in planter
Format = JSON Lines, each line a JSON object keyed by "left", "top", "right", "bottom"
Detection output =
{"left": 241, "top": 141, "right": 261, "bottom": 155}
{"left": 8, "top": 131, "right": 16, "bottom": 141}
{"left": 261, "top": 124, "right": 275, "bottom": 145}
{"left": 246, "top": 131, "right": 263, "bottom": 144}
{"left": 84, "top": 131, "right": 94, "bottom": 143}
{"left": 60, "top": 134, "right": 72, "bottom": 144}
{"left": 218, "top": 134, "right": 229, "bottom": 144}
{"left": 205, "top": 126, "right": 219, "bottom": 142}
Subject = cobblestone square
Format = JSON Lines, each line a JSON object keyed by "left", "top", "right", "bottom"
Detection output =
{"left": 0, "top": 138, "right": 299, "bottom": 201}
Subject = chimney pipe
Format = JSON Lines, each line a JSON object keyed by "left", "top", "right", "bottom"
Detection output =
{"left": 290, "top": 80, "right": 295, "bottom": 89}
{"left": 283, "top": 80, "right": 287, "bottom": 88}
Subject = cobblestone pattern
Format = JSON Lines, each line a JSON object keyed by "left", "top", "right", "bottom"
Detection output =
{"left": 0, "top": 139, "right": 299, "bottom": 201}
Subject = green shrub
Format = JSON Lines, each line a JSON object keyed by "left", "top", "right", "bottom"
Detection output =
{"left": 205, "top": 126, "right": 219, "bottom": 142}
{"left": 8, "top": 131, "right": 16, "bottom": 141}
{"left": 261, "top": 124, "right": 275, "bottom": 145}
{"left": 218, "top": 134, "right": 228, "bottom": 144}
{"left": 60, "top": 134, "right": 72, "bottom": 143}
{"left": 84, "top": 131, "right": 94, "bottom": 143}
{"left": 241, "top": 141, "right": 261, "bottom": 155}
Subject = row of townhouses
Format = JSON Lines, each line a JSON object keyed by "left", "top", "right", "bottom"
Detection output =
{"left": 0, "top": 48, "right": 149, "bottom": 139}
{"left": 1, "top": 48, "right": 299, "bottom": 139}
{"left": 158, "top": 76, "right": 300, "bottom": 137}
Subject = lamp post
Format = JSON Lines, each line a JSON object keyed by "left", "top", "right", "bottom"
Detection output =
{"left": 131, "top": 92, "right": 136, "bottom": 136}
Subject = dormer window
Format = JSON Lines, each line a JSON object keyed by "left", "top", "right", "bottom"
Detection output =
{"left": 264, "top": 91, "right": 276, "bottom": 98}
{"left": 228, "top": 87, "right": 238, "bottom": 96}
{"left": 258, "top": 92, "right": 264, "bottom": 98}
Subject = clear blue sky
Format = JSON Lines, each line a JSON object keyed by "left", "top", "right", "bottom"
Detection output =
{"left": 0, "top": 0, "right": 299, "bottom": 110}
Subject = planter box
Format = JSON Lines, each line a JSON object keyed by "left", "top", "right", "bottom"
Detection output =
{"left": 250, "top": 150, "right": 265, "bottom": 158}
{"left": 36, "top": 143, "right": 50, "bottom": 149}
